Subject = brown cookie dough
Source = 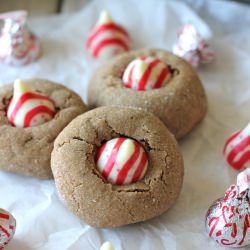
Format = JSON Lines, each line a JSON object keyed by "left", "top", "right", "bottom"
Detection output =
{"left": 51, "top": 106, "right": 184, "bottom": 228}
{"left": 0, "top": 79, "right": 87, "bottom": 179}
{"left": 88, "top": 48, "right": 207, "bottom": 139}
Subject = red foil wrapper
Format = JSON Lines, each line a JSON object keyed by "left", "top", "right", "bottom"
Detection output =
{"left": 0, "top": 208, "right": 16, "bottom": 250}
{"left": 173, "top": 24, "right": 214, "bottom": 67}
{"left": 0, "top": 10, "right": 41, "bottom": 66}
{"left": 205, "top": 168, "right": 250, "bottom": 247}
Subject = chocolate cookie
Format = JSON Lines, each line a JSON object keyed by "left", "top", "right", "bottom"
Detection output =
{"left": 88, "top": 48, "right": 207, "bottom": 139}
{"left": 0, "top": 79, "right": 87, "bottom": 178}
{"left": 51, "top": 106, "right": 184, "bottom": 228}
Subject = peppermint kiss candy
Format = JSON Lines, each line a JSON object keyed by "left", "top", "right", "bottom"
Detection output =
{"left": 205, "top": 168, "right": 250, "bottom": 247}
{"left": 223, "top": 123, "right": 250, "bottom": 171}
{"left": 122, "top": 56, "right": 171, "bottom": 91}
{"left": 96, "top": 137, "right": 148, "bottom": 185}
{"left": 0, "top": 208, "right": 16, "bottom": 250}
{"left": 86, "top": 10, "right": 130, "bottom": 59}
{"left": 0, "top": 10, "right": 41, "bottom": 66}
{"left": 7, "top": 79, "right": 56, "bottom": 128}
{"left": 100, "top": 242, "right": 114, "bottom": 250}
{"left": 173, "top": 24, "right": 214, "bottom": 67}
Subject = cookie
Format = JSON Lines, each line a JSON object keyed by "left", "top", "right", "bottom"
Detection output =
{"left": 51, "top": 106, "right": 184, "bottom": 228}
{"left": 0, "top": 79, "right": 87, "bottom": 178}
{"left": 88, "top": 48, "right": 207, "bottom": 139}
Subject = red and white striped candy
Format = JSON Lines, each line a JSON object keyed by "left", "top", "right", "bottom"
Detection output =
{"left": 0, "top": 208, "right": 16, "bottom": 250}
{"left": 224, "top": 123, "right": 250, "bottom": 171}
{"left": 96, "top": 138, "right": 148, "bottom": 185}
{"left": 86, "top": 10, "right": 130, "bottom": 60}
{"left": 122, "top": 56, "right": 171, "bottom": 91}
{"left": 7, "top": 79, "right": 55, "bottom": 128}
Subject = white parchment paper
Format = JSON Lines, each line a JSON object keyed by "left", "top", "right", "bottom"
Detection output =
{"left": 0, "top": 0, "right": 250, "bottom": 249}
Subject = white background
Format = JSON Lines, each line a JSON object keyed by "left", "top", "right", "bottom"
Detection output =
{"left": 1, "top": 0, "right": 250, "bottom": 249}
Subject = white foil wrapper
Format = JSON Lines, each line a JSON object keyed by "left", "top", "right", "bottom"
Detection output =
{"left": 0, "top": 10, "right": 41, "bottom": 66}
{"left": 173, "top": 24, "right": 214, "bottom": 67}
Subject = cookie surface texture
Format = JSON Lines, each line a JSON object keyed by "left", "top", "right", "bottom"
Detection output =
{"left": 51, "top": 106, "right": 184, "bottom": 228}
{"left": 88, "top": 49, "right": 207, "bottom": 139}
{"left": 0, "top": 79, "right": 87, "bottom": 178}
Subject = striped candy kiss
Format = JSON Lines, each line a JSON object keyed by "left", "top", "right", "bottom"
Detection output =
{"left": 223, "top": 123, "right": 250, "bottom": 171}
{"left": 86, "top": 10, "right": 130, "bottom": 59}
{"left": 0, "top": 208, "right": 16, "bottom": 249}
{"left": 96, "top": 138, "right": 148, "bottom": 185}
{"left": 7, "top": 79, "right": 55, "bottom": 128}
{"left": 122, "top": 56, "right": 171, "bottom": 91}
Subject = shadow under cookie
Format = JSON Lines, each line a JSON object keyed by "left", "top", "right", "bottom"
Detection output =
{"left": 51, "top": 106, "right": 184, "bottom": 228}
{"left": 0, "top": 78, "right": 87, "bottom": 179}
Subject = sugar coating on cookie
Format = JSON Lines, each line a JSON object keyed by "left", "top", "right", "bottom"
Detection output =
{"left": 96, "top": 137, "right": 148, "bottom": 185}
{"left": 7, "top": 79, "right": 55, "bottom": 128}
{"left": 0, "top": 208, "right": 16, "bottom": 249}
{"left": 224, "top": 123, "right": 250, "bottom": 171}
{"left": 122, "top": 56, "right": 171, "bottom": 91}
{"left": 86, "top": 10, "right": 130, "bottom": 59}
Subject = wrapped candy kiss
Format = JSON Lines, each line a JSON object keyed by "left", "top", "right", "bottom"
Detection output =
{"left": 173, "top": 24, "right": 214, "bottom": 67}
{"left": 205, "top": 168, "right": 250, "bottom": 247}
{"left": 0, "top": 10, "right": 41, "bottom": 66}
{"left": 0, "top": 208, "right": 16, "bottom": 250}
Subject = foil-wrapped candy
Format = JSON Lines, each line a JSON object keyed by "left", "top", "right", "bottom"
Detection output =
{"left": 0, "top": 208, "right": 16, "bottom": 249}
{"left": 173, "top": 24, "right": 214, "bottom": 67}
{"left": 205, "top": 168, "right": 250, "bottom": 247}
{"left": 0, "top": 10, "right": 41, "bottom": 66}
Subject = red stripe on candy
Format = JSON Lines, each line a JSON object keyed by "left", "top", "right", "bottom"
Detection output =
{"left": 0, "top": 213, "right": 9, "bottom": 220}
{"left": 223, "top": 130, "right": 241, "bottom": 154}
{"left": 96, "top": 143, "right": 106, "bottom": 162}
{"left": 87, "top": 23, "right": 129, "bottom": 47}
{"left": 9, "top": 92, "right": 54, "bottom": 124}
{"left": 137, "top": 59, "right": 160, "bottom": 90}
{"left": 153, "top": 66, "right": 170, "bottom": 89}
{"left": 132, "top": 151, "right": 148, "bottom": 183}
{"left": 92, "top": 38, "right": 129, "bottom": 57}
{"left": 102, "top": 138, "right": 126, "bottom": 178}
{"left": 229, "top": 151, "right": 250, "bottom": 170}
{"left": 23, "top": 105, "right": 55, "bottom": 127}
{"left": 116, "top": 141, "right": 140, "bottom": 185}
{"left": 227, "top": 135, "right": 250, "bottom": 170}
{"left": 0, "top": 225, "right": 10, "bottom": 238}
